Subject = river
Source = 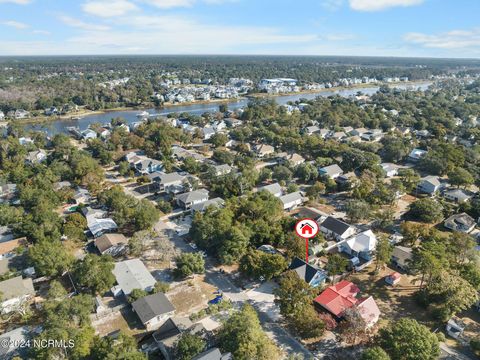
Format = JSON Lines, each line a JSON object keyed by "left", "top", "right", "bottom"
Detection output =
{"left": 24, "top": 82, "right": 431, "bottom": 135}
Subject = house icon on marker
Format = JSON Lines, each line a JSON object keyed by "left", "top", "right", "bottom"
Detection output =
{"left": 300, "top": 223, "right": 315, "bottom": 235}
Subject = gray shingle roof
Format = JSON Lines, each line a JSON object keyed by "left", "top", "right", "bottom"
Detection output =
{"left": 112, "top": 259, "right": 156, "bottom": 296}
{"left": 132, "top": 292, "right": 175, "bottom": 324}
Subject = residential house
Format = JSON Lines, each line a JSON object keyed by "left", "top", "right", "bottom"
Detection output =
{"left": 190, "top": 198, "right": 225, "bottom": 213}
{"left": 94, "top": 233, "right": 127, "bottom": 256}
{"left": 305, "top": 125, "right": 320, "bottom": 135}
{"left": 391, "top": 245, "right": 413, "bottom": 271}
{"left": 132, "top": 292, "right": 175, "bottom": 331}
{"left": 340, "top": 230, "right": 377, "bottom": 261}
{"left": 319, "top": 164, "right": 344, "bottom": 179}
{"left": 361, "top": 129, "right": 383, "bottom": 142}
{"left": 279, "top": 191, "right": 304, "bottom": 211}
{"left": 18, "top": 137, "right": 34, "bottom": 145}
{"left": 319, "top": 216, "right": 356, "bottom": 241}
{"left": 81, "top": 129, "right": 97, "bottom": 140}
{"left": 408, "top": 148, "right": 427, "bottom": 162}
{"left": 381, "top": 163, "right": 400, "bottom": 178}
{"left": 44, "top": 106, "right": 58, "bottom": 116}
{"left": 192, "top": 348, "right": 232, "bottom": 360}
{"left": 350, "top": 128, "right": 368, "bottom": 136}
{"left": 135, "top": 158, "right": 163, "bottom": 175}
{"left": 99, "top": 128, "right": 111, "bottom": 139}
{"left": 282, "top": 153, "right": 305, "bottom": 166}
{"left": 255, "top": 144, "right": 275, "bottom": 158}
{"left": 0, "top": 237, "right": 27, "bottom": 259}
{"left": 152, "top": 318, "right": 205, "bottom": 360}
{"left": 319, "top": 129, "right": 331, "bottom": 139}
{"left": 14, "top": 109, "right": 29, "bottom": 119}
{"left": 417, "top": 176, "right": 445, "bottom": 195}
{"left": 26, "top": 149, "right": 47, "bottom": 164}
{"left": 443, "top": 188, "right": 474, "bottom": 203}
{"left": 314, "top": 280, "right": 380, "bottom": 327}
{"left": 0, "top": 183, "right": 17, "bottom": 204}
{"left": 175, "top": 189, "right": 209, "bottom": 210}
{"left": 289, "top": 257, "right": 327, "bottom": 287}
{"left": 258, "top": 183, "right": 283, "bottom": 197}
{"left": 444, "top": 213, "right": 476, "bottom": 233}
{"left": 0, "top": 276, "right": 35, "bottom": 314}
{"left": 83, "top": 207, "right": 118, "bottom": 238}
{"left": 331, "top": 131, "right": 347, "bottom": 141}
{"left": 202, "top": 126, "right": 216, "bottom": 140}
{"left": 0, "top": 326, "right": 38, "bottom": 359}
{"left": 112, "top": 259, "right": 156, "bottom": 297}
{"left": 336, "top": 172, "right": 357, "bottom": 187}
{"left": 149, "top": 172, "right": 186, "bottom": 193}
{"left": 73, "top": 188, "right": 91, "bottom": 204}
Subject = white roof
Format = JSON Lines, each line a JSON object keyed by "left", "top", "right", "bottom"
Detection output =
{"left": 345, "top": 230, "right": 377, "bottom": 253}
{"left": 113, "top": 259, "right": 156, "bottom": 296}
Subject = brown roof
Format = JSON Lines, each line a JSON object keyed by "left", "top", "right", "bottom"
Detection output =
{"left": 0, "top": 237, "right": 27, "bottom": 256}
{"left": 94, "top": 233, "right": 127, "bottom": 253}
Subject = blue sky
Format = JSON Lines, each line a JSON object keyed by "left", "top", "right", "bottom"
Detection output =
{"left": 0, "top": 0, "right": 479, "bottom": 57}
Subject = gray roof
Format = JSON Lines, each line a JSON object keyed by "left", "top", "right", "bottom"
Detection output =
{"left": 0, "top": 276, "right": 34, "bottom": 301}
{"left": 149, "top": 172, "right": 185, "bottom": 184}
{"left": 258, "top": 183, "right": 282, "bottom": 196}
{"left": 192, "top": 348, "right": 232, "bottom": 360}
{"left": 112, "top": 259, "right": 156, "bottom": 296}
{"left": 0, "top": 326, "right": 33, "bottom": 357}
{"left": 443, "top": 188, "right": 473, "bottom": 202}
{"left": 279, "top": 191, "right": 303, "bottom": 205}
{"left": 320, "top": 216, "right": 352, "bottom": 235}
{"left": 132, "top": 292, "right": 175, "bottom": 324}
{"left": 191, "top": 198, "right": 225, "bottom": 212}
{"left": 175, "top": 189, "right": 209, "bottom": 204}
{"left": 420, "top": 175, "right": 441, "bottom": 187}
{"left": 319, "top": 164, "right": 343, "bottom": 176}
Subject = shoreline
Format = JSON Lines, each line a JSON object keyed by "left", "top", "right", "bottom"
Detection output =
{"left": 16, "top": 80, "right": 431, "bottom": 125}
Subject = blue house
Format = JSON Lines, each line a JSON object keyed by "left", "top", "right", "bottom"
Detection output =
{"left": 289, "top": 258, "right": 327, "bottom": 288}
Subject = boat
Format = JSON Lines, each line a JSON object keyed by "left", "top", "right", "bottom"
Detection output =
{"left": 136, "top": 111, "right": 149, "bottom": 118}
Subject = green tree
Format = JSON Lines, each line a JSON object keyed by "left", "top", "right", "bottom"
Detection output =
{"left": 220, "top": 304, "right": 280, "bottom": 360}
{"left": 362, "top": 347, "right": 391, "bottom": 360}
{"left": 210, "top": 133, "right": 229, "bottom": 148}
{"left": 90, "top": 332, "right": 147, "bottom": 360}
{"left": 73, "top": 254, "right": 115, "bottom": 295}
{"left": 448, "top": 167, "right": 474, "bottom": 188}
{"left": 379, "top": 318, "right": 440, "bottom": 360}
{"left": 408, "top": 199, "right": 444, "bottom": 223}
{"left": 306, "top": 181, "right": 326, "bottom": 200}
{"left": 175, "top": 253, "right": 205, "bottom": 278}
{"left": 326, "top": 254, "right": 349, "bottom": 284}
{"left": 28, "top": 239, "right": 74, "bottom": 277}
{"left": 63, "top": 212, "right": 87, "bottom": 242}
{"left": 174, "top": 333, "right": 206, "bottom": 360}
{"left": 346, "top": 200, "right": 371, "bottom": 222}
{"left": 153, "top": 281, "right": 170, "bottom": 293}
{"left": 375, "top": 235, "right": 393, "bottom": 273}
{"left": 128, "top": 288, "right": 148, "bottom": 302}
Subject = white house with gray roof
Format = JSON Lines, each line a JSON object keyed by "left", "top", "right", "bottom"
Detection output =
{"left": 112, "top": 259, "right": 156, "bottom": 297}
{"left": 0, "top": 276, "right": 35, "bottom": 314}
{"left": 175, "top": 189, "right": 209, "bottom": 209}
{"left": 132, "top": 292, "right": 175, "bottom": 331}
{"left": 258, "top": 183, "right": 283, "bottom": 197}
{"left": 279, "top": 191, "right": 304, "bottom": 211}
{"left": 319, "top": 164, "right": 344, "bottom": 179}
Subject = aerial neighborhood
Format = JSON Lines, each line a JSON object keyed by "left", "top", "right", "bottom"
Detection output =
{"left": 0, "top": 56, "right": 480, "bottom": 360}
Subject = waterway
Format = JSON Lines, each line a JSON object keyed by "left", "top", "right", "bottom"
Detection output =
{"left": 24, "top": 82, "right": 431, "bottom": 135}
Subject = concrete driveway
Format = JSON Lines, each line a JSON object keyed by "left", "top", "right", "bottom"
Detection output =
{"left": 246, "top": 281, "right": 281, "bottom": 322}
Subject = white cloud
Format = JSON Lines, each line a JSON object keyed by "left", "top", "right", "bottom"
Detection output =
{"left": 1, "top": 20, "right": 29, "bottom": 29}
{"left": 59, "top": 15, "right": 110, "bottom": 31}
{"left": 404, "top": 28, "right": 480, "bottom": 50}
{"left": 32, "top": 30, "right": 51, "bottom": 35}
{"left": 82, "top": 0, "right": 138, "bottom": 17}
{"left": 0, "top": 0, "right": 32, "bottom": 4}
{"left": 349, "top": 0, "right": 423, "bottom": 11}
{"left": 142, "top": 0, "right": 195, "bottom": 8}
{"left": 321, "top": 0, "right": 344, "bottom": 11}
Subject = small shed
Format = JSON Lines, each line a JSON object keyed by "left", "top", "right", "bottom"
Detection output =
{"left": 446, "top": 318, "right": 465, "bottom": 339}
{"left": 385, "top": 272, "right": 401, "bottom": 286}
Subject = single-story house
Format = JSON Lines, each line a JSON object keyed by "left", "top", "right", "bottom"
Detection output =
{"left": 340, "top": 230, "right": 377, "bottom": 261}
{"left": 281, "top": 153, "right": 305, "bottom": 166}
{"left": 417, "top": 176, "right": 445, "bottom": 195}
{"left": 319, "top": 164, "right": 344, "bottom": 179}
{"left": 391, "top": 245, "right": 413, "bottom": 271}
{"left": 94, "top": 233, "right": 127, "bottom": 256}
{"left": 0, "top": 276, "right": 35, "bottom": 314}
{"left": 356, "top": 296, "right": 381, "bottom": 328}
{"left": 84, "top": 209, "right": 118, "bottom": 238}
{"left": 305, "top": 125, "right": 320, "bottom": 135}
{"left": 381, "top": 163, "right": 400, "bottom": 178}
{"left": 190, "top": 198, "right": 225, "bottom": 213}
{"left": 258, "top": 183, "right": 283, "bottom": 197}
{"left": 255, "top": 144, "right": 275, "bottom": 158}
{"left": 279, "top": 191, "right": 304, "bottom": 211}
{"left": 112, "top": 259, "right": 156, "bottom": 297}
{"left": 26, "top": 150, "right": 47, "bottom": 164}
{"left": 408, "top": 148, "right": 427, "bottom": 162}
{"left": 202, "top": 126, "right": 216, "bottom": 140}
{"left": 175, "top": 189, "right": 209, "bottom": 210}
{"left": 319, "top": 216, "right": 356, "bottom": 241}
{"left": 443, "top": 188, "right": 474, "bottom": 203}
{"left": 81, "top": 129, "right": 97, "bottom": 140}
{"left": 289, "top": 257, "right": 327, "bottom": 288}
{"left": 444, "top": 213, "right": 476, "bottom": 233}
{"left": 350, "top": 128, "right": 368, "bottom": 137}
{"left": 132, "top": 292, "right": 175, "bottom": 331}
